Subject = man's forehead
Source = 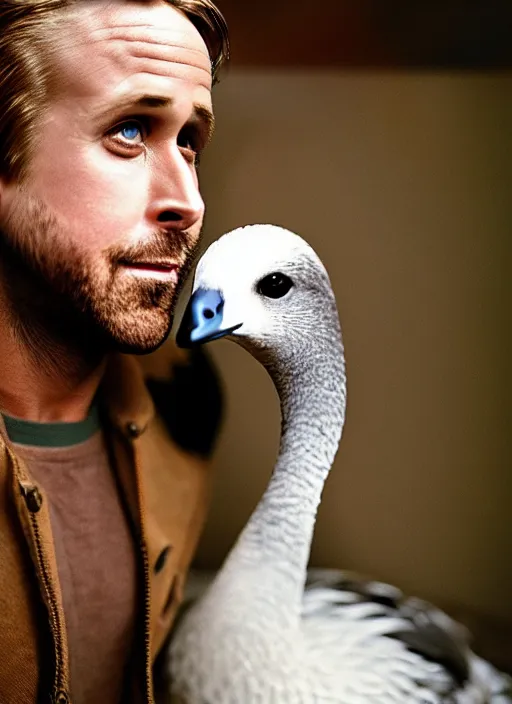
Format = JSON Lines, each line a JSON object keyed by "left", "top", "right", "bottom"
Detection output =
{"left": 50, "top": 0, "right": 212, "bottom": 91}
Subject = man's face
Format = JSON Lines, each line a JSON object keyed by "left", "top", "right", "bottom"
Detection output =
{"left": 0, "top": 0, "right": 213, "bottom": 353}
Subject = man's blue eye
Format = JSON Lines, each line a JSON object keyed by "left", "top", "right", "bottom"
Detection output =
{"left": 119, "top": 124, "right": 142, "bottom": 141}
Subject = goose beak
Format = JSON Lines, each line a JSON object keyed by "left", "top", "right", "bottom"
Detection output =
{"left": 176, "top": 288, "right": 243, "bottom": 348}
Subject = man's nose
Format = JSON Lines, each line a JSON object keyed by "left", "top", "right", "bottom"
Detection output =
{"left": 147, "top": 151, "right": 205, "bottom": 231}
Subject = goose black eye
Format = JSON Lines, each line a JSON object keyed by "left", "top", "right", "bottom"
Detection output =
{"left": 256, "top": 272, "right": 294, "bottom": 299}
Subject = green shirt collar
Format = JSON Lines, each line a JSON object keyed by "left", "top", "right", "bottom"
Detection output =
{"left": 2, "top": 403, "right": 101, "bottom": 448}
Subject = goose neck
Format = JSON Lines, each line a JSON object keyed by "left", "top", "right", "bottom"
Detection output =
{"left": 229, "top": 338, "right": 346, "bottom": 589}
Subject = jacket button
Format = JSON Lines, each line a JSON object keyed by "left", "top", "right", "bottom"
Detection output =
{"left": 126, "top": 422, "right": 141, "bottom": 439}
{"left": 154, "top": 545, "right": 171, "bottom": 574}
{"left": 25, "top": 487, "right": 43, "bottom": 513}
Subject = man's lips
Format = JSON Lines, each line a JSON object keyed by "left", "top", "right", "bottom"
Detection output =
{"left": 119, "top": 259, "right": 180, "bottom": 283}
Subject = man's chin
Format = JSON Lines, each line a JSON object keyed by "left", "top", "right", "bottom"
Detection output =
{"left": 103, "top": 312, "right": 174, "bottom": 356}
{"left": 113, "top": 334, "right": 170, "bottom": 357}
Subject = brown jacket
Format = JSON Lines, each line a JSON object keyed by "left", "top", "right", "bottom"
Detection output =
{"left": 0, "top": 347, "right": 222, "bottom": 704}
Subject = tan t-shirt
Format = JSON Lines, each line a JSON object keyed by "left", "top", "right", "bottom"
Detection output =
{"left": 4, "top": 411, "right": 137, "bottom": 704}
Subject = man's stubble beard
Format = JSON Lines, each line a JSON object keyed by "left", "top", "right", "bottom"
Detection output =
{"left": 0, "top": 191, "right": 199, "bottom": 377}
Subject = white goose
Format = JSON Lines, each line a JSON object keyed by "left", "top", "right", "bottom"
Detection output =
{"left": 170, "top": 224, "right": 511, "bottom": 704}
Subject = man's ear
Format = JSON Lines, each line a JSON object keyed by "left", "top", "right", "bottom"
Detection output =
{"left": 0, "top": 173, "right": 13, "bottom": 215}
{"left": 0, "top": 173, "right": 7, "bottom": 201}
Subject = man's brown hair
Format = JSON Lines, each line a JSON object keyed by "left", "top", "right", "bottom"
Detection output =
{"left": 0, "top": 0, "right": 229, "bottom": 179}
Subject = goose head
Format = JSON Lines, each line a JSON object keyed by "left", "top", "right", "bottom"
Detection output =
{"left": 176, "top": 224, "right": 341, "bottom": 365}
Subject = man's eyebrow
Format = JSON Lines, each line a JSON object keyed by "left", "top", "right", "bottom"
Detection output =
{"left": 94, "top": 94, "right": 171, "bottom": 120}
{"left": 95, "top": 95, "right": 215, "bottom": 141}
{"left": 135, "top": 95, "right": 171, "bottom": 109}
{"left": 193, "top": 103, "right": 215, "bottom": 144}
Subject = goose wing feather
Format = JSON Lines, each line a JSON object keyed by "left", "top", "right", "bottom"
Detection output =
{"left": 304, "top": 569, "right": 512, "bottom": 703}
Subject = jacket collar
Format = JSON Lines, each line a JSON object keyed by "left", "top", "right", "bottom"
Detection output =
{"left": 101, "top": 354, "right": 155, "bottom": 438}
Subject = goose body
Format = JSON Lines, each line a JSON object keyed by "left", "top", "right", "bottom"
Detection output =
{"left": 170, "top": 224, "right": 511, "bottom": 704}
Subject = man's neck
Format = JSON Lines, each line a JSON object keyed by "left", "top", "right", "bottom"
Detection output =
{"left": 0, "top": 329, "right": 106, "bottom": 423}
{"left": 0, "top": 292, "right": 106, "bottom": 424}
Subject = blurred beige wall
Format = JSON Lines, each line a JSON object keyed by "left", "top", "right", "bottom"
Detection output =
{"left": 187, "top": 72, "right": 512, "bottom": 620}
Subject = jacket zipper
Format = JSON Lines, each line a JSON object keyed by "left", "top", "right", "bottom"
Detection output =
{"left": 18, "top": 472, "right": 69, "bottom": 704}
{"left": 131, "top": 440, "right": 154, "bottom": 704}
